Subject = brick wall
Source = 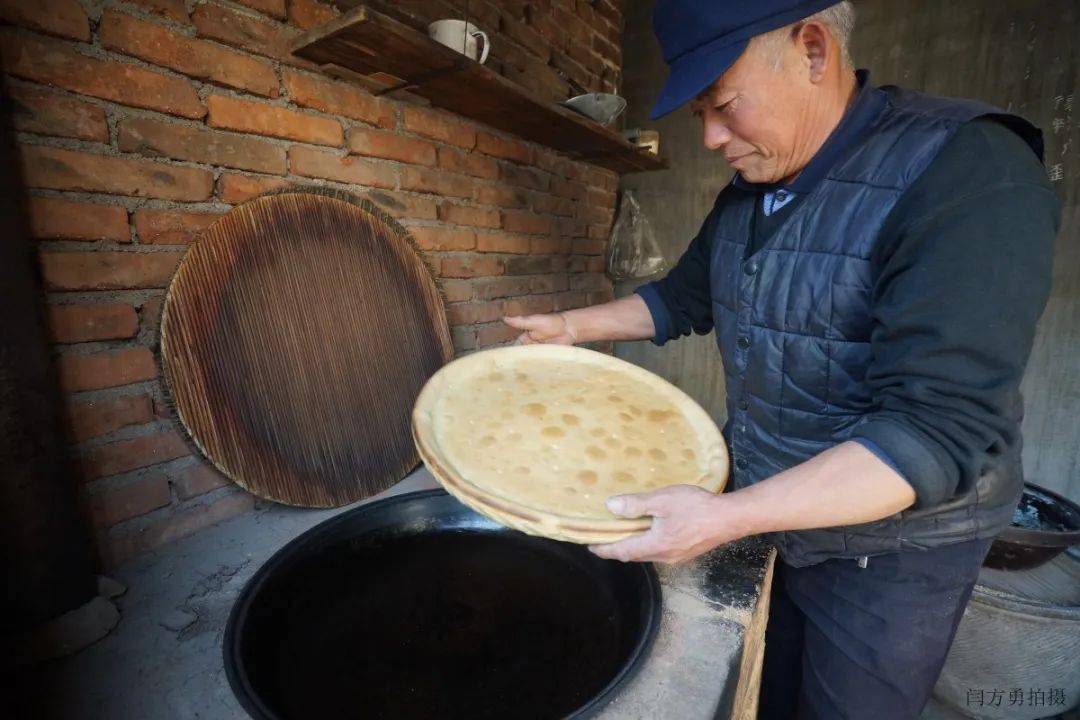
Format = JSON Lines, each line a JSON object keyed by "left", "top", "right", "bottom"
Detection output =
{"left": 2, "top": 0, "right": 623, "bottom": 568}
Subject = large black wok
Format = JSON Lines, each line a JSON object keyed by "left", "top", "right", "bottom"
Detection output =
{"left": 224, "top": 489, "right": 661, "bottom": 720}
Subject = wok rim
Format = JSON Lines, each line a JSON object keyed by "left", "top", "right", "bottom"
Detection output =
{"left": 222, "top": 488, "right": 662, "bottom": 720}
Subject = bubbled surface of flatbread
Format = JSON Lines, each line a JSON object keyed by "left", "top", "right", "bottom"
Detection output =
{"left": 417, "top": 345, "right": 725, "bottom": 523}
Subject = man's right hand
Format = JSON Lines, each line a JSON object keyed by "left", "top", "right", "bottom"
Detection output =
{"left": 503, "top": 313, "right": 578, "bottom": 345}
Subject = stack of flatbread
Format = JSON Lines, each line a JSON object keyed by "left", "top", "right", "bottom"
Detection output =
{"left": 413, "top": 345, "right": 728, "bottom": 543}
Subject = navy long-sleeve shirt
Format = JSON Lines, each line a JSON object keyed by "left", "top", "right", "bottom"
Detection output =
{"left": 635, "top": 84, "right": 1060, "bottom": 510}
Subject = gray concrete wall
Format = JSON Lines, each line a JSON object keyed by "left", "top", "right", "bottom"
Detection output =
{"left": 615, "top": 0, "right": 1080, "bottom": 501}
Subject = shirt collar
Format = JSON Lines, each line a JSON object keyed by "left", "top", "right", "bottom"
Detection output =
{"left": 733, "top": 69, "right": 885, "bottom": 194}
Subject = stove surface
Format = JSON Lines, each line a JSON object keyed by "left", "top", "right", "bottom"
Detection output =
{"left": 23, "top": 467, "right": 774, "bottom": 720}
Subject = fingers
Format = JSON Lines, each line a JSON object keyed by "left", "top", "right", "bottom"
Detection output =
{"left": 506, "top": 315, "right": 539, "bottom": 346}
{"left": 503, "top": 314, "right": 543, "bottom": 331}
{"left": 606, "top": 492, "right": 666, "bottom": 519}
{"left": 589, "top": 528, "right": 661, "bottom": 562}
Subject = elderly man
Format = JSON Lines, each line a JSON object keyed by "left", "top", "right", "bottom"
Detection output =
{"left": 503, "top": 0, "right": 1060, "bottom": 717}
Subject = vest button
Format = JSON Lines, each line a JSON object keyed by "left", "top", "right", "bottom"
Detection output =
{"left": 743, "top": 260, "right": 759, "bottom": 276}
{"left": 737, "top": 399, "right": 749, "bottom": 411}
{"left": 735, "top": 458, "right": 748, "bottom": 470}
{"left": 737, "top": 336, "right": 750, "bottom": 350}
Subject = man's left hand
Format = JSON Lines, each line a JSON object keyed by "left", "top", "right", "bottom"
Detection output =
{"left": 588, "top": 485, "right": 752, "bottom": 564}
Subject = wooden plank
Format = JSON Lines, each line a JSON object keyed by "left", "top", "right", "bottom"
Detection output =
{"left": 291, "top": 5, "right": 665, "bottom": 173}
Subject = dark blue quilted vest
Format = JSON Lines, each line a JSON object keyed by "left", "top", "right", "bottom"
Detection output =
{"left": 712, "top": 86, "right": 1042, "bottom": 567}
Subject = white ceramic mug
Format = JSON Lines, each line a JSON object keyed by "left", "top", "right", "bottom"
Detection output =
{"left": 428, "top": 19, "right": 490, "bottom": 64}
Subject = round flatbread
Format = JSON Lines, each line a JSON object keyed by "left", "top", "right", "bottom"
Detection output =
{"left": 412, "top": 345, "right": 728, "bottom": 543}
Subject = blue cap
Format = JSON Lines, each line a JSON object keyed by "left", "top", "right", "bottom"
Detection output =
{"left": 651, "top": 0, "right": 842, "bottom": 120}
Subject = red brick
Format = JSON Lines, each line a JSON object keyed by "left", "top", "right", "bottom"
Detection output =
{"left": 439, "top": 255, "right": 504, "bottom": 279}
{"left": 582, "top": 203, "right": 614, "bottom": 225}
{"left": 347, "top": 127, "right": 435, "bottom": 166}
{"left": 409, "top": 226, "right": 475, "bottom": 251}
{"left": 171, "top": 463, "right": 230, "bottom": 500}
{"left": 283, "top": 69, "right": 392, "bottom": 126}
{"left": 505, "top": 255, "right": 557, "bottom": 275}
{"left": 80, "top": 431, "right": 189, "bottom": 481}
{"left": 475, "top": 232, "right": 531, "bottom": 254}
{"left": 0, "top": 30, "right": 205, "bottom": 119}
{"left": 88, "top": 474, "right": 172, "bottom": 528}
{"left": 530, "top": 275, "right": 570, "bottom": 295}
{"left": 439, "top": 279, "right": 474, "bottom": 303}
{"left": 551, "top": 177, "right": 587, "bottom": 201}
{"left": 192, "top": 2, "right": 303, "bottom": 65}
{"left": 531, "top": 9, "right": 567, "bottom": 51}
{"left": 133, "top": 210, "right": 222, "bottom": 245}
{"left": 594, "top": 0, "right": 621, "bottom": 26}
{"left": 48, "top": 304, "right": 139, "bottom": 344}
{"left": 570, "top": 272, "right": 608, "bottom": 291}
{"left": 535, "top": 150, "right": 586, "bottom": 180}
{"left": 26, "top": 197, "right": 129, "bottom": 242}
{"left": 437, "top": 147, "right": 498, "bottom": 180}
{"left": 584, "top": 165, "right": 618, "bottom": 191}
{"left": 445, "top": 300, "right": 504, "bottom": 326}
{"left": 287, "top": 0, "right": 338, "bottom": 30}
{"left": 19, "top": 146, "right": 213, "bottom": 201}
{"left": 502, "top": 209, "right": 553, "bottom": 235}
{"left": 567, "top": 255, "right": 587, "bottom": 273}
{"left": 66, "top": 393, "right": 155, "bottom": 442}
{"left": 500, "top": 15, "right": 550, "bottom": 61}
{"left": 558, "top": 216, "right": 587, "bottom": 237}
{"left": 530, "top": 237, "right": 565, "bottom": 254}
{"left": 40, "top": 251, "right": 183, "bottom": 291}
{"left": 140, "top": 295, "right": 165, "bottom": 338}
{"left": 567, "top": 40, "right": 603, "bottom": 75}
{"left": 587, "top": 288, "right": 615, "bottom": 305}
{"left": 587, "top": 223, "right": 610, "bottom": 241}
{"left": 501, "top": 163, "right": 550, "bottom": 191}
{"left": 475, "top": 132, "right": 533, "bottom": 164}
{"left": 0, "top": 0, "right": 89, "bottom": 41}
{"left": 451, "top": 325, "right": 477, "bottom": 352}
{"left": 587, "top": 185, "right": 617, "bottom": 209}
{"left": 400, "top": 166, "right": 474, "bottom": 199}
{"left": 207, "top": 94, "right": 342, "bottom": 146}
{"left": 100, "top": 10, "right": 279, "bottom": 98}
{"left": 6, "top": 85, "right": 108, "bottom": 142}
{"left": 118, "top": 117, "right": 287, "bottom": 175}
{"left": 553, "top": 290, "right": 588, "bottom": 311}
{"left": 570, "top": 237, "right": 605, "bottom": 255}
{"left": 500, "top": 43, "right": 568, "bottom": 103}
{"left": 56, "top": 347, "right": 157, "bottom": 393}
{"left": 549, "top": 255, "right": 572, "bottom": 272}
{"left": 502, "top": 295, "right": 555, "bottom": 316}
{"left": 586, "top": 256, "right": 606, "bottom": 273}
{"left": 129, "top": 0, "right": 188, "bottom": 23}
{"left": 216, "top": 173, "right": 292, "bottom": 204}
{"left": 289, "top": 146, "right": 395, "bottom": 188}
{"left": 365, "top": 190, "right": 438, "bottom": 220}
{"left": 235, "top": 0, "right": 286, "bottom": 19}
{"left": 534, "top": 193, "right": 576, "bottom": 217}
{"left": 477, "top": 322, "right": 520, "bottom": 346}
{"left": 475, "top": 182, "right": 529, "bottom": 209}
{"left": 100, "top": 490, "right": 254, "bottom": 568}
{"left": 403, "top": 106, "right": 476, "bottom": 149}
{"left": 439, "top": 203, "right": 499, "bottom": 229}
{"left": 472, "top": 276, "right": 533, "bottom": 300}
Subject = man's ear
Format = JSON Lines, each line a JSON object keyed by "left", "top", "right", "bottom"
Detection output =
{"left": 796, "top": 21, "right": 831, "bottom": 83}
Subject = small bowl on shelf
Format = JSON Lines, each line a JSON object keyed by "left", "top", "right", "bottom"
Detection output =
{"left": 561, "top": 93, "right": 627, "bottom": 126}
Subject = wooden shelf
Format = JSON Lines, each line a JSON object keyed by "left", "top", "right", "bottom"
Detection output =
{"left": 291, "top": 4, "right": 666, "bottom": 174}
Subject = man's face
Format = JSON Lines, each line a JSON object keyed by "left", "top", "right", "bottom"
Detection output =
{"left": 691, "top": 35, "right": 812, "bottom": 184}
